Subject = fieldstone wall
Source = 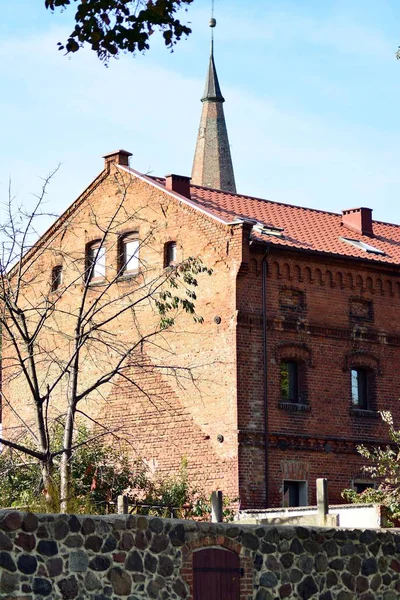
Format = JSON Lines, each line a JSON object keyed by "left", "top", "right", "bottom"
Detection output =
{"left": 1, "top": 510, "right": 400, "bottom": 599}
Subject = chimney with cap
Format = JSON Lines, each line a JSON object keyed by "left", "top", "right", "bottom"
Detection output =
{"left": 341, "top": 207, "right": 373, "bottom": 236}
{"left": 103, "top": 149, "right": 132, "bottom": 169}
{"left": 164, "top": 174, "right": 191, "bottom": 199}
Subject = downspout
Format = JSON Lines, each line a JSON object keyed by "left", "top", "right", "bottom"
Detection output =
{"left": 262, "top": 247, "right": 270, "bottom": 506}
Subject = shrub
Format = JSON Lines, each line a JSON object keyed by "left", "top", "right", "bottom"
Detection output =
{"left": 342, "top": 411, "right": 400, "bottom": 525}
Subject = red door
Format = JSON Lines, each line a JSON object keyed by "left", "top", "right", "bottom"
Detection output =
{"left": 193, "top": 548, "right": 241, "bottom": 600}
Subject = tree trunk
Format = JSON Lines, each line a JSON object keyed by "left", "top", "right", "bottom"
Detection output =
{"left": 41, "top": 459, "right": 54, "bottom": 507}
{"left": 35, "top": 399, "right": 55, "bottom": 508}
{"left": 60, "top": 405, "right": 75, "bottom": 513}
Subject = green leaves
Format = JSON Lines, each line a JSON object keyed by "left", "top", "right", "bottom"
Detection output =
{"left": 45, "top": 0, "right": 194, "bottom": 62}
{"left": 0, "top": 421, "right": 136, "bottom": 513}
{"left": 342, "top": 410, "right": 400, "bottom": 525}
{"left": 155, "top": 256, "right": 211, "bottom": 330}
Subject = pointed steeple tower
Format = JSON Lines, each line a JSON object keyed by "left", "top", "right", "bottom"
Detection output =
{"left": 191, "top": 17, "right": 236, "bottom": 193}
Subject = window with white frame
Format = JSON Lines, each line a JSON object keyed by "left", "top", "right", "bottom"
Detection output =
{"left": 87, "top": 240, "right": 106, "bottom": 281}
{"left": 119, "top": 233, "right": 139, "bottom": 275}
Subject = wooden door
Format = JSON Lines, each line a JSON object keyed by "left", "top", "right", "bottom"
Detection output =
{"left": 193, "top": 548, "right": 241, "bottom": 600}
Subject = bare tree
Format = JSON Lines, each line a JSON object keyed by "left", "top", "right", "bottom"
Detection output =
{"left": 0, "top": 167, "right": 211, "bottom": 511}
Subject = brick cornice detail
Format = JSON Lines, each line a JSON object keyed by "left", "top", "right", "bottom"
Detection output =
{"left": 267, "top": 317, "right": 397, "bottom": 346}
{"left": 237, "top": 309, "right": 397, "bottom": 347}
{"left": 270, "top": 432, "right": 390, "bottom": 454}
{"left": 238, "top": 429, "right": 265, "bottom": 448}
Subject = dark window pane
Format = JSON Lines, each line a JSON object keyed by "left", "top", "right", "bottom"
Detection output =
{"left": 51, "top": 266, "right": 62, "bottom": 291}
{"left": 351, "top": 368, "right": 368, "bottom": 408}
{"left": 283, "top": 480, "right": 307, "bottom": 507}
{"left": 281, "top": 361, "right": 299, "bottom": 402}
{"left": 165, "top": 241, "right": 177, "bottom": 267}
{"left": 284, "top": 481, "right": 299, "bottom": 506}
{"left": 354, "top": 482, "right": 374, "bottom": 494}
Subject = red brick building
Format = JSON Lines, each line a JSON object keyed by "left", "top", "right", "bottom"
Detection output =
{"left": 3, "top": 23, "right": 400, "bottom": 510}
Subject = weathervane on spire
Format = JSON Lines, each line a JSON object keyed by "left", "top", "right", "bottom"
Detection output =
{"left": 209, "top": 0, "right": 216, "bottom": 52}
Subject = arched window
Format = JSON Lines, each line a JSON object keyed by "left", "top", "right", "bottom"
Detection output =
{"left": 164, "top": 241, "right": 177, "bottom": 267}
{"left": 119, "top": 233, "right": 139, "bottom": 275}
{"left": 51, "top": 265, "right": 63, "bottom": 291}
{"left": 87, "top": 240, "right": 106, "bottom": 281}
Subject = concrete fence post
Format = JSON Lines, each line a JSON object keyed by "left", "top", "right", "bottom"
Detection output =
{"left": 316, "top": 478, "right": 329, "bottom": 525}
{"left": 211, "top": 490, "right": 223, "bottom": 523}
{"left": 117, "top": 495, "right": 129, "bottom": 515}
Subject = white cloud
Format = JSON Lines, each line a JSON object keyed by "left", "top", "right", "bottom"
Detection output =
{"left": 1, "top": 9, "right": 400, "bottom": 230}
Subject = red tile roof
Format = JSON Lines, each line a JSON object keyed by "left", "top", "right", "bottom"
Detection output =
{"left": 139, "top": 172, "right": 400, "bottom": 266}
{"left": 192, "top": 184, "right": 400, "bottom": 266}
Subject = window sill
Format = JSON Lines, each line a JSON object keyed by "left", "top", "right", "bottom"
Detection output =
{"left": 278, "top": 402, "right": 311, "bottom": 412}
{"left": 350, "top": 407, "right": 379, "bottom": 418}
{"left": 117, "top": 271, "right": 139, "bottom": 282}
{"left": 88, "top": 279, "right": 107, "bottom": 287}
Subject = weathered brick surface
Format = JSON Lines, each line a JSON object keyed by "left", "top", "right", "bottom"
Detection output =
{"left": 237, "top": 246, "right": 400, "bottom": 507}
{"left": 3, "top": 153, "right": 400, "bottom": 510}
{"left": 2, "top": 160, "right": 243, "bottom": 501}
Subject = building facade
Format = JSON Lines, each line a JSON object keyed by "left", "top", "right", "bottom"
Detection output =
{"left": 2, "top": 23, "right": 400, "bottom": 510}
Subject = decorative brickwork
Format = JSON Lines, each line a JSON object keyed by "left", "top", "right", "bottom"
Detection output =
{"left": 237, "top": 248, "right": 400, "bottom": 508}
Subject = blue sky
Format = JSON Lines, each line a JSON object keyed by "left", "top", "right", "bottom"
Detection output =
{"left": 2, "top": 0, "right": 400, "bottom": 225}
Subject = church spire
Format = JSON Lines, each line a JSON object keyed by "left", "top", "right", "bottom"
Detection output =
{"left": 191, "top": 15, "right": 236, "bottom": 193}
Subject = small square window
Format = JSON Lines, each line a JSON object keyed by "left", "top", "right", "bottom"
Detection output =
{"left": 51, "top": 265, "right": 63, "bottom": 291}
{"left": 120, "top": 234, "right": 139, "bottom": 274}
{"left": 164, "top": 241, "right": 177, "bottom": 267}
{"left": 87, "top": 241, "right": 106, "bottom": 281}
{"left": 353, "top": 480, "right": 375, "bottom": 494}
{"left": 283, "top": 480, "right": 308, "bottom": 507}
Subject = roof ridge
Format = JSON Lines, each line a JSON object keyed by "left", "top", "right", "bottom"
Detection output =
{"left": 151, "top": 175, "right": 400, "bottom": 230}
{"left": 189, "top": 183, "right": 343, "bottom": 219}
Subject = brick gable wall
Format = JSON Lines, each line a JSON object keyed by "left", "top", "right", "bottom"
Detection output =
{"left": 1, "top": 165, "right": 244, "bottom": 501}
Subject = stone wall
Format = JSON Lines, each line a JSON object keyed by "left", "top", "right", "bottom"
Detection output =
{"left": 1, "top": 510, "right": 400, "bottom": 600}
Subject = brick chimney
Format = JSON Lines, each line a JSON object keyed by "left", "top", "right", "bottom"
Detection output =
{"left": 103, "top": 149, "right": 132, "bottom": 169}
{"left": 341, "top": 207, "right": 373, "bottom": 236}
{"left": 165, "top": 174, "right": 191, "bottom": 199}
